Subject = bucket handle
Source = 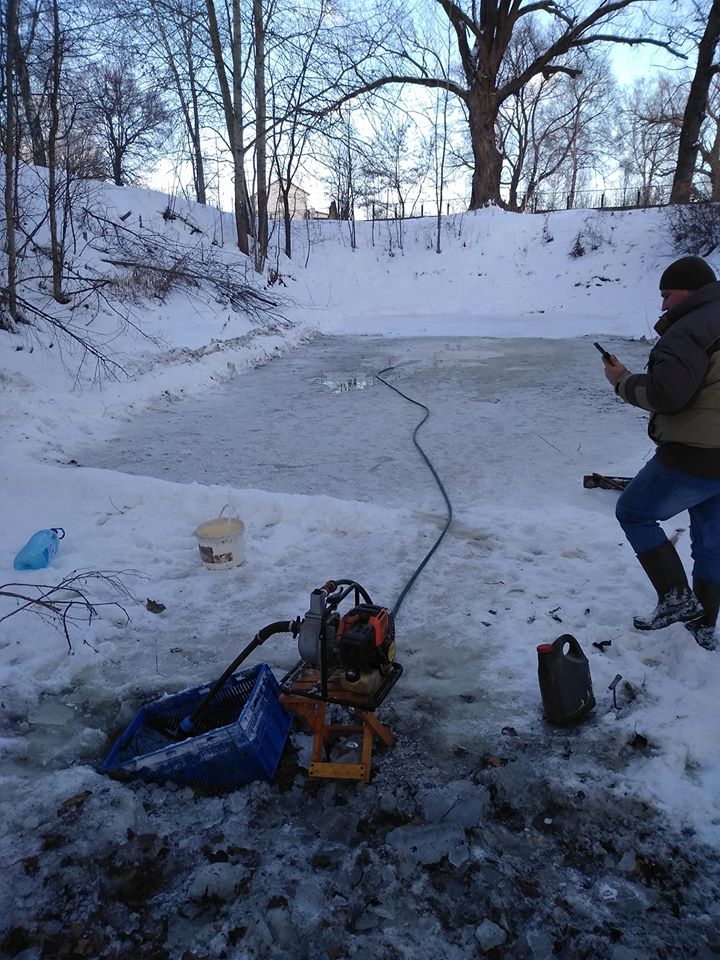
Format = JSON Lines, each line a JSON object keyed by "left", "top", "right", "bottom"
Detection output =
{"left": 216, "top": 504, "right": 237, "bottom": 535}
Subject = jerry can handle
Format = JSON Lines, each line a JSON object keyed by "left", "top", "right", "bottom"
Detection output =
{"left": 554, "top": 634, "right": 582, "bottom": 657}
{"left": 537, "top": 633, "right": 584, "bottom": 657}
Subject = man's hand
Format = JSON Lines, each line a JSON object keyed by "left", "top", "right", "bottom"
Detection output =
{"left": 602, "top": 355, "right": 627, "bottom": 387}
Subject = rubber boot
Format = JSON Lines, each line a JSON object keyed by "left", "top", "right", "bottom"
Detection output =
{"left": 685, "top": 579, "right": 720, "bottom": 651}
{"left": 632, "top": 541, "right": 703, "bottom": 631}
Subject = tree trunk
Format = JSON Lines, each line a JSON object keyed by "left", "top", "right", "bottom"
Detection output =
{"left": 567, "top": 107, "right": 581, "bottom": 208}
{"left": 253, "top": 0, "right": 268, "bottom": 272}
{"left": 7, "top": 2, "right": 47, "bottom": 166}
{"left": 187, "top": 66, "right": 206, "bottom": 205}
{"left": 112, "top": 149, "right": 124, "bottom": 186}
{"left": 206, "top": 0, "right": 250, "bottom": 254}
{"left": 15, "top": 41, "right": 48, "bottom": 166}
{"left": 467, "top": 85, "right": 503, "bottom": 208}
{"left": 435, "top": 82, "right": 449, "bottom": 254}
{"left": 3, "top": 0, "right": 19, "bottom": 327}
{"left": 180, "top": 4, "right": 207, "bottom": 205}
{"left": 231, "top": 0, "right": 251, "bottom": 253}
{"left": 507, "top": 147, "right": 524, "bottom": 211}
{"left": 704, "top": 125, "right": 720, "bottom": 200}
{"left": 48, "top": 0, "right": 69, "bottom": 304}
{"left": 699, "top": 123, "right": 720, "bottom": 200}
{"left": 670, "top": 0, "right": 720, "bottom": 204}
{"left": 282, "top": 185, "right": 292, "bottom": 258}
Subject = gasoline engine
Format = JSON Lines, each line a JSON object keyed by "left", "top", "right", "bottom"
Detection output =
{"left": 280, "top": 579, "right": 402, "bottom": 709}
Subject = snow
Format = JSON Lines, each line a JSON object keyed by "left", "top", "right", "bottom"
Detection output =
{"left": 2, "top": 184, "right": 720, "bottom": 958}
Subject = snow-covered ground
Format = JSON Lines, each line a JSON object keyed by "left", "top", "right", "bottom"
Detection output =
{"left": 2, "top": 186, "right": 720, "bottom": 959}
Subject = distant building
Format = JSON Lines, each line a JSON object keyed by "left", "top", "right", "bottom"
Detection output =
{"left": 261, "top": 181, "right": 311, "bottom": 220}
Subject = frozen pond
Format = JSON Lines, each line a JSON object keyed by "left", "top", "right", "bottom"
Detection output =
{"left": 74, "top": 333, "right": 651, "bottom": 513}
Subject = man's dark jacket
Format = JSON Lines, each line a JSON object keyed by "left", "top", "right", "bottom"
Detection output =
{"left": 615, "top": 280, "right": 720, "bottom": 478}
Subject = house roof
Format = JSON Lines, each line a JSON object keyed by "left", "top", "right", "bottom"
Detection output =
{"left": 267, "top": 180, "right": 309, "bottom": 197}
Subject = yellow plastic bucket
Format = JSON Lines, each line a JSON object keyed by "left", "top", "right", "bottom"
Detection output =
{"left": 194, "top": 505, "right": 245, "bottom": 570}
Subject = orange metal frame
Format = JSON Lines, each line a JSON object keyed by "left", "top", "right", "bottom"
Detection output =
{"left": 280, "top": 673, "right": 395, "bottom": 784}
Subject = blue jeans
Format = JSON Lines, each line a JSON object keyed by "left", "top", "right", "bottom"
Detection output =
{"left": 615, "top": 456, "right": 720, "bottom": 582}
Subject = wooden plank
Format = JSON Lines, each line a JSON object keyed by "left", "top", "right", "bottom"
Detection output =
{"left": 358, "top": 710, "right": 395, "bottom": 747}
{"left": 310, "top": 761, "right": 367, "bottom": 781}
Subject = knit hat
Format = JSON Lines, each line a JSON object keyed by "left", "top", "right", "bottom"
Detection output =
{"left": 659, "top": 256, "right": 716, "bottom": 291}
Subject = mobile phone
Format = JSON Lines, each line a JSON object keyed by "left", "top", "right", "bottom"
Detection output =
{"left": 594, "top": 341, "right": 612, "bottom": 361}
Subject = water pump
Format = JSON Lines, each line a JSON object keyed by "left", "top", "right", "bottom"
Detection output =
{"left": 168, "top": 578, "right": 401, "bottom": 740}
{"left": 283, "top": 579, "right": 402, "bottom": 708}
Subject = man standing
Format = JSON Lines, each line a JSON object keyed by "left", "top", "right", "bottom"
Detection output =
{"left": 602, "top": 255, "right": 720, "bottom": 650}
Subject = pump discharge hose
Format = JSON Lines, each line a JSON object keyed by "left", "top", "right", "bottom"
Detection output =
{"left": 376, "top": 365, "right": 453, "bottom": 618}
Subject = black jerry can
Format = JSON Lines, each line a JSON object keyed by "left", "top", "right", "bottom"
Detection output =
{"left": 537, "top": 634, "right": 596, "bottom": 725}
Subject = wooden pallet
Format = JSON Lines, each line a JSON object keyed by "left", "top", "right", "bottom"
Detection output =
{"left": 280, "top": 672, "right": 395, "bottom": 784}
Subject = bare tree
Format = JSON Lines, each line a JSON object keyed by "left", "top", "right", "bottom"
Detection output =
{"left": 495, "top": 22, "right": 613, "bottom": 210}
{"left": 319, "top": 115, "right": 359, "bottom": 247}
{"left": 267, "top": 1, "right": 329, "bottom": 259}
{"left": 616, "top": 75, "right": 684, "bottom": 204}
{"left": 2, "top": 0, "right": 101, "bottom": 325}
{"left": 9, "top": 0, "right": 48, "bottom": 167}
{"left": 205, "top": 0, "right": 252, "bottom": 255}
{"left": 81, "top": 58, "right": 169, "bottom": 186}
{"left": 2, "top": 0, "right": 19, "bottom": 327}
{"left": 2, "top": 1, "right": 103, "bottom": 179}
{"left": 670, "top": 0, "right": 720, "bottom": 203}
{"left": 430, "top": 67, "right": 451, "bottom": 253}
{"left": 325, "top": 0, "right": 682, "bottom": 209}
{"left": 99, "top": 0, "right": 215, "bottom": 205}
{"left": 47, "top": 0, "right": 69, "bottom": 303}
{"left": 360, "top": 112, "right": 427, "bottom": 223}
{"left": 147, "top": 0, "right": 210, "bottom": 205}
{"left": 698, "top": 77, "right": 720, "bottom": 198}
{"left": 253, "top": 0, "right": 268, "bottom": 271}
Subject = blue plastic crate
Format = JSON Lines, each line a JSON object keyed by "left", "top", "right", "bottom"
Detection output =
{"left": 99, "top": 663, "right": 292, "bottom": 790}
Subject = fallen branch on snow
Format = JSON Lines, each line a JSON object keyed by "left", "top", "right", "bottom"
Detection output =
{"left": 0, "top": 570, "right": 141, "bottom": 653}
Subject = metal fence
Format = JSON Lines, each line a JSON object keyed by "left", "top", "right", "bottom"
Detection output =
{"left": 527, "top": 184, "right": 675, "bottom": 213}
{"left": 312, "top": 183, "right": 713, "bottom": 221}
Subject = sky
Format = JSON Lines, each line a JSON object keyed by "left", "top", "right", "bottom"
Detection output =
{"left": 2, "top": 178, "right": 719, "bottom": 957}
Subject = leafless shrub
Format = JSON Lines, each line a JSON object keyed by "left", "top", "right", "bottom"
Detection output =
{"left": 84, "top": 209, "right": 290, "bottom": 326}
{"left": 570, "top": 232, "right": 586, "bottom": 258}
{"left": 582, "top": 218, "right": 607, "bottom": 252}
{"left": 107, "top": 255, "right": 198, "bottom": 304}
{"left": 666, "top": 202, "right": 720, "bottom": 257}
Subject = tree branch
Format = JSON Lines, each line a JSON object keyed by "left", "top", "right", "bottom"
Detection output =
{"left": 0, "top": 570, "right": 137, "bottom": 652}
{"left": 499, "top": 29, "right": 685, "bottom": 104}
{"left": 13, "top": 295, "right": 128, "bottom": 382}
{"left": 317, "top": 75, "right": 468, "bottom": 119}
{"left": 436, "top": 0, "right": 479, "bottom": 81}
{"left": 571, "top": 33, "right": 688, "bottom": 56}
